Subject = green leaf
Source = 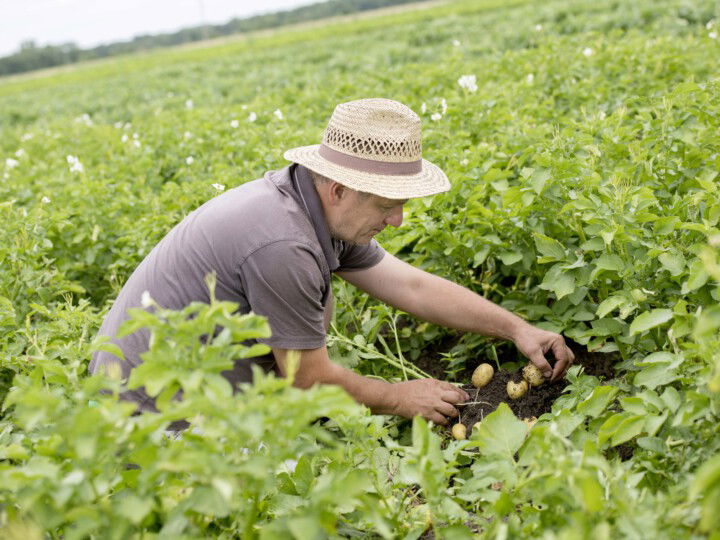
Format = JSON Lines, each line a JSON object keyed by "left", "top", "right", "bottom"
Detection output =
{"left": 660, "top": 387, "right": 681, "bottom": 412}
{"left": 116, "top": 494, "right": 153, "bottom": 525}
{"left": 595, "top": 253, "right": 624, "bottom": 272}
{"left": 611, "top": 415, "right": 645, "bottom": 446}
{"left": 629, "top": 309, "right": 673, "bottom": 335}
{"left": 498, "top": 250, "right": 523, "bottom": 265}
{"left": 598, "top": 413, "right": 625, "bottom": 446}
{"left": 185, "top": 486, "right": 230, "bottom": 518}
{"left": 690, "top": 452, "right": 720, "bottom": 498}
{"left": 581, "top": 237, "right": 605, "bottom": 252}
{"left": 577, "top": 472, "right": 604, "bottom": 512}
{"left": 530, "top": 168, "right": 551, "bottom": 194}
{"left": 634, "top": 365, "right": 681, "bottom": 390}
{"left": 658, "top": 251, "right": 686, "bottom": 276}
{"left": 533, "top": 233, "right": 566, "bottom": 261}
{"left": 591, "top": 317, "right": 624, "bottom": 336}
{"left": 681, "top": 260, "right": 709, "bottom": 294}
{"left": 287, "top": 516, "right": 324, "bottom": 540}
{"left": 473, "top": 403, "right": 527, "bottom": 458}
{"left": 577, "top": 386, "right": 619, "bottom": 417}
{"left": 596, "top": 296, "right": 627, "bottom": 318}
{"left": 539, "top": 264, "right": 576, "bottom": 299}
{"left": 0, "top": 296, "right": 16, "bottom": 328}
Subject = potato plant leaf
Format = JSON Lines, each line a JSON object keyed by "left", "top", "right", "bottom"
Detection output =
{"left": 629, "top": 309, "right": 673, "bottom": 335}
{"left": 472, "top": 403, "right": 527, "bottom": 458}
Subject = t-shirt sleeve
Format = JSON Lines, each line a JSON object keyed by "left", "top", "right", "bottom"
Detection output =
{"left": 336, "top": 239, "right": 385, "bottom": 272}
{"left": 239, "top": 241, "right": 327, "bottom": 350}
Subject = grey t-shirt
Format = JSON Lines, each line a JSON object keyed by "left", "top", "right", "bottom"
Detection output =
{"left": 90, "top": 164, "right": 384, "bottom": 411}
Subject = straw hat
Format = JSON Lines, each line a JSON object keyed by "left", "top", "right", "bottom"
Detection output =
{"left": 284, "top": 98, "right": 450, "bottom": 199}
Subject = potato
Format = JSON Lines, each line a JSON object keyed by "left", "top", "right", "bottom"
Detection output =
{"left": 507, "top": 380, "right": 528, "bottom": 399}
{"left": 471, "top": 363, "right": 494, "bottom": 388}
{"left": 522, "top": 416, "right": 537, "bottom": 429}
{"left": 451, "top": 423, "right": 467, "bottom": 440}
{"left": 522, "top": 364, "right": 545, "bottom": 387}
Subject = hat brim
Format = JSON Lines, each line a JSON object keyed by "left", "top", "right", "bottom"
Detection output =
{"left": 283, "top": 144, "right": 450, "bottom": 200}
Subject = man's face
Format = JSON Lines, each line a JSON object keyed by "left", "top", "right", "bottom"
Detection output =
{"left": 328, "top": 188, "right": 407, "bottom": 245}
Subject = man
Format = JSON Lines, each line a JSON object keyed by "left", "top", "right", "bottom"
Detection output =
{"left": 90, "top": 98, "right": 574, "bottom": 426}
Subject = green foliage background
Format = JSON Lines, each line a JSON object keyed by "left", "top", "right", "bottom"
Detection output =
{"left": 1, "top": 0, "right": 719, "bottom": 537}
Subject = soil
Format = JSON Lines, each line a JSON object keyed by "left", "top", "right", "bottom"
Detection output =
{"left": 411, "top": 339, "right": 622, "bottom": 433}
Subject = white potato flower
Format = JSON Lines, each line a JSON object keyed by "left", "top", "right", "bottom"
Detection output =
{"left": 41, "top": 196, "right": 51, "bottom": 204}
{"left": 452, "top": 39, "right": 461, "bottom": 47}
{"left": 248, "top": 112, "right": 257, "bottom": 122}
{"left": 458, "top": 74, "right": 478, "bottom": 93}
{"left": 21, "top": 133, "right": 33, "bottom": 141}
{"left": 74, "top": 113, "right": 93, "bottom": 126}
{"left": 141, "top": 291, "right": 153, "bottom": 308}
{"left": 185, "top": 99, "right": 194, "bottom": 109}
{"left": 6, "top": 158, "right": 19, "bottom": 169}
{"left": 709, "top": 31, "right": 718, "bottom": 39}
{"left": 273, "top": 109, "right": 284, "bottom": 120}
{"left": 535, "top": 24, "right": 543, "bottom": 31}
{"left": 526, "top": 73, "right": 534, "bottom": 83}
{"left": 421, "top": 102, "right": 427, "bottom": 114}
{"left": 15, "top": 149, "right": 26, "bottom": 158}
{"left": 186, "top": 156, "right": 194, "bottom": 165}
{"left": 121, "top": 134, "right": 129, "bottom": 143}
{"left": 230, "top": 119, "right": 239, "bottom": 128}
{"left": 431, "top": 112, "right": 442, "bottom": 121}
{"left": 66, "top": 155, "right": 84, "bottom": 173}
{"left": 583, "top": 47, "right": 594, "bottom": 57}
{"left": 441, "top": 98, "right": 448, "bottom": 114}
{"left": 212, "top": 183, "right": 225, "bottom": 191}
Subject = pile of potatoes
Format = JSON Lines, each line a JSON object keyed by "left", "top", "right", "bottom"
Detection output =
{"left": 451, "top": 362, "right": 545, "bottom": 440}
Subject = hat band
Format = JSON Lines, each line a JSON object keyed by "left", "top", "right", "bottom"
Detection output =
{"left": 318, "top": 144, "right": 422, "bottom": 176}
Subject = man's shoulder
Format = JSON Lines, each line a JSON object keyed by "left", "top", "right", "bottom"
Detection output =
{"left": 195, "top": 166, "right": 321, "bottom": 256}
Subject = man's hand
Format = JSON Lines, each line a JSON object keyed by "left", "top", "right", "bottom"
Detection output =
{"left": 389, "top": 379, "right": 470, "bottom": 425}
{"left": 512, "top": 324, "right": 575, "bottom": 381}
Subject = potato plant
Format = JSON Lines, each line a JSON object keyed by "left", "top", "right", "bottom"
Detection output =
{"left": 1, "top": 0, "right": 719, "bottom": 537}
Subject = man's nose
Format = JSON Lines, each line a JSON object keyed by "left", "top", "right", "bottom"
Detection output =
{"left": 384, "top": 206, "right": 403, "bottom": 228}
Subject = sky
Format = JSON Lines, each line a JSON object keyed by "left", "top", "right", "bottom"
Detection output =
{"left": 0, "top": 0, "right": 318, "bottom": 56}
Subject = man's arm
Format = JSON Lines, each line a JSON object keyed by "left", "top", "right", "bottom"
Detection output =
{"left": 337, "top": 253, "right": 574, "bottom": 380}
{"left": 272, "top": 346, "right": 469, "bottom": 425}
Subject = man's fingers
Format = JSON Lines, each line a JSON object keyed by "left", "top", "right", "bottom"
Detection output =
{"left": 551, "top": 338, "right": 573, "bottom": 363}
{"left": 435, "top": 392, "right": 462, "bottom": 416}
{"left": 435, "top": 397, "right": 459, "bottom": 418}
{"left": 427, "top": 412, "right": 449, "bottom": 426}
{"left": 528, "top": 349, "right": 553, "bottom": 379}
{"left": 550, "top": 339, "right": 574, "bottom": 380}
{"left": 551, "top": 358, "right": 569, "bottom": 381}
{"left": 437, "top": 381, "right": 470, "bottom": 401}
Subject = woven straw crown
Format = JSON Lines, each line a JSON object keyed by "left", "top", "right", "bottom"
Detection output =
{"left": 323, "top": 99, "right": 422, "bottom": 162}
{"left": 284, "top": 98, "right": 450, "bottom": 199}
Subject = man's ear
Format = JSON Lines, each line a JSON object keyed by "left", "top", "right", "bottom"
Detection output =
{"left": 328, "top": 181, "right": 347, "bottom": 204}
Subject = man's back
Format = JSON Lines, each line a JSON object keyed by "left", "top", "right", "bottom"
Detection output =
{"left": 89, "top": 166, "right": 336, "bottom": 411}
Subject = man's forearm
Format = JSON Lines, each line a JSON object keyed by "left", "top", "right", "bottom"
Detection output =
{"left": 317, "top": 363, "right": 398, "bottom": 415}
{"left": 278, "top": 347, "right": 398, "bottom": 415}
{"left": 402, "top": 271, "right": 531, "bottom": 340}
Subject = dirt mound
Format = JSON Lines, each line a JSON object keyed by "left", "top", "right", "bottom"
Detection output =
{"left": 412, "top": 340, "right": 621, "bottom": 431}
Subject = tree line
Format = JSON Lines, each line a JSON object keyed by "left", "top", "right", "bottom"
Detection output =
{"left": 0, "top": 0, "right": 422, "bottom": 77}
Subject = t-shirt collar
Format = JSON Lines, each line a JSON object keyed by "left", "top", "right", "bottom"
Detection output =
{"left": 291, "top": 164, "right": 340, "bottom": 272}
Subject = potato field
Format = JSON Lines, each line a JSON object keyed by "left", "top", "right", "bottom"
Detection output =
{"left": 1, "top": 0, "right": 719, "bottom": 537}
